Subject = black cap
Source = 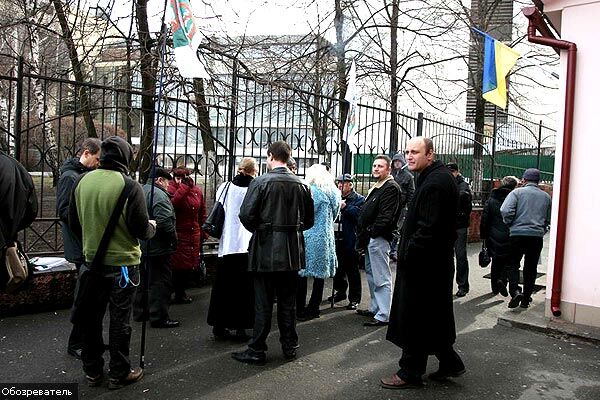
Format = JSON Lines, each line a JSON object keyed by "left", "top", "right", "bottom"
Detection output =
{"left": 446, "top": 162, "right": 459, "bottom": 172}
{"left": 150, "top": 166, "right": 172, "bottom": 180}
{"left": 522, "top": 168, "right": 541, "bottom": 182}
{"left": 336, "top": 173, "right": 354, "bottom": 182}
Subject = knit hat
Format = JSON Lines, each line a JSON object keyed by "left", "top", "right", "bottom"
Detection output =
{"left": 522, "top": 168, "right": 541, "bottom": 182}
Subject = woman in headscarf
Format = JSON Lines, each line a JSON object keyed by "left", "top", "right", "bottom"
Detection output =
{"left": 168, "top": 166, "right": 207, "bottom": 304}
{"left": 207, "top": 157, "right": 258, "bottom": 340}
{"left": 296, "top": 163, "right": 341, "bottom": 321}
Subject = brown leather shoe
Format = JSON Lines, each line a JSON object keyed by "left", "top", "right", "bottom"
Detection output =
{"left": 108, "top": 367, "right": 144, "bottom": 390}
{"left": 380, "top": 374, "right": 422, "bottom": 389}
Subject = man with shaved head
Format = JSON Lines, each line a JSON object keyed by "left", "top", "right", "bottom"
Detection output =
{"left": 382, "top": 137, "right": 465, "bottom": 389}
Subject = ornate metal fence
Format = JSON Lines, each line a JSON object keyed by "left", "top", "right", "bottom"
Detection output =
{"left": 0, "top": 59, "right": 555, "bottom": 255}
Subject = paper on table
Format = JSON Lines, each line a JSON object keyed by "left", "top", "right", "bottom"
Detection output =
{"left": 32, "top": 257, "right": 68, "bottom": 269}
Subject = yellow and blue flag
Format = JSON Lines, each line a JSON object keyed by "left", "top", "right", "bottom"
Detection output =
{"left": 473, "top": 28, "right": 520, "bottom": 109}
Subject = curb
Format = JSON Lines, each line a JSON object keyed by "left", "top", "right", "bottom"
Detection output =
{"left": 497, "top": 316, "right": 600, "bottom": 345}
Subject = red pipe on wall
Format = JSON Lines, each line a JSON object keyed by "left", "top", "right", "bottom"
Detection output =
{"left": 522, "top": 7, "right": 577, "bottom": 317}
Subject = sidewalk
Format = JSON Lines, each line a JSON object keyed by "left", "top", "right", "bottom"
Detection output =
{"left": 1, "top": 237, "right": 599, "bottom": 399}
{"left": 492, "top": 235, "right": 600, "bottom": 345}
{"left": 498, "top": 302, "right": 600, "bottom": 345}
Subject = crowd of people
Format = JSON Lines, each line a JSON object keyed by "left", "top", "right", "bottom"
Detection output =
{"left": 0, "top": 135, "right": 552, "bottom": 391}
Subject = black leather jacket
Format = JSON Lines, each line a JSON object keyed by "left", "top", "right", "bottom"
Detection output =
{"left": 455, "top": 174, "right": 473, "bottom": 229}
{"left": 239, "top": 167, "right": 314, "bottom": 272}
{"left": 356, "top": 177, "right": 402, "bottom": 249}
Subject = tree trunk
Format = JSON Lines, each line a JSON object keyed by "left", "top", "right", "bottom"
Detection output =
{"left": 312, "top": 35, "right": 327, "bottom": 155}
{"left": 390, "top": 0, "right": 399, "bottom": 154}
{"left": 52, "top": 0, "right": 97, "bottom": 138}
{"left": 132, "top": 0, "right": 158, "bottom": 183}
{"left": 0, "top": 97, "right": 8, "bottom": 150}
{"left": 192, "top": 78, "right": 216, "bottom": 186}
{"left": 29, "top": 21, "right": 60, "bottom": 186}
{"left": 334, "top": 0, "right": 347, "bottom": 138}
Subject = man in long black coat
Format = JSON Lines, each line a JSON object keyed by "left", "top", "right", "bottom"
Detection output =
{"left": 381, "top": 137, "right": 465, "bottom": 389}
{"left": 233, "top": 141, "right": 314, "bottom": 365}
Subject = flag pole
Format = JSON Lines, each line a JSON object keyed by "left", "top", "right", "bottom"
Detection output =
{"left": 334, "top": 59, "right": 356, "bottom": 309}
{"left": 140, "top": 0, "right": 170, "bottom": 370}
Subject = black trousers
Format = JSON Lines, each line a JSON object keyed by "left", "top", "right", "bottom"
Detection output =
{"left": 397, "top": 346, "right": 464, "bottom": 384}
{"left": 134, "top": 254, "right": 172, "bottom": 323}
{"left": 296, "top": 277, "right": 324, "bottom": 315}
{"left": 508, "top": 236, "right": 543, "bottom": 298}
{"left": 249, "top": 271, "right": 298, "bottom": 353}
{"left": 79, "top": 264, "right": 138, "bottom": 380}
{"left": 454, "top": 227, "right": 469, "bottom": 292}
{"left": 68, "top": 262, "right": 84, "bottom": 351}
{"left": 172, "top": 269, "right": 192, "bottom": 299}
{"left": 490, "top": 254, "right": 509, "bottom": 292}
{"left": 333, "top": 248, "right": 362, "bottom": 303}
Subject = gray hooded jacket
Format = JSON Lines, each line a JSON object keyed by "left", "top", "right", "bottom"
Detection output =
{"left": 391, "top": 152, "right": 415, "bottom": 209}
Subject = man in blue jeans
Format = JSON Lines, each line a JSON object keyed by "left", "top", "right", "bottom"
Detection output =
{"left": 355, "top": 155, "right": 401, "bottom": 327}
{"left": 500, "top": 168, "right": 551, "bottom": 309}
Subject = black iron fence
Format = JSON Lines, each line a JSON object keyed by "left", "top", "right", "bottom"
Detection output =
{"left": 0, "top": 58, "right": 555, "bottom": 255}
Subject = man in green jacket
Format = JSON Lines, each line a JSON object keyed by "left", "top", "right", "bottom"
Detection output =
{"left": 134, "top": 167, "right": 178, "bottom": 328}
{"left": 69, "top": 136, "right": 156, "bottom": 390}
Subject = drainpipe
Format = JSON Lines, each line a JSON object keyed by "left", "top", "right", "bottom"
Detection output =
{"left": 522, "top": 7, "right": 577, "bottom": 317}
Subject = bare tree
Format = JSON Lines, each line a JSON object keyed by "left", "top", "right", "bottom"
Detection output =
{"left": 51, "top": 0, "right": 97, "bottom": 138}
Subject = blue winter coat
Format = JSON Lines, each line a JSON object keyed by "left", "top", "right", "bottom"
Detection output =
{"left": 300, "top": 185, "right": 341, "bottom": 279}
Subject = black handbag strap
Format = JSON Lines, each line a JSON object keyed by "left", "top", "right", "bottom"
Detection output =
{"left": 217, "top": 182, "right": 231, "bottom": 203}
{"left": 89, "top": 174, "right": 135, "bottom": 270}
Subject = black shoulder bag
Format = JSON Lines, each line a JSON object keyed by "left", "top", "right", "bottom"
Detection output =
{"left": 479, "top": 240, "right": 491, "bottom": 268}
{"left": 71, "top": 175, "right": 135, "bottom": 324}
{"left": 202, "top": 182, "right": 231, "bottom": 238}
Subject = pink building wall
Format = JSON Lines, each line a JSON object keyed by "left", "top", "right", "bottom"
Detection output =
{"left": 542, "top": 0, "right": 600, "bottom": 326}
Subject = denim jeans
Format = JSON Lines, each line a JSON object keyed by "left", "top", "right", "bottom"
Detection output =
{"left": 364, "top": 237, "right": 392, "bottom": 322}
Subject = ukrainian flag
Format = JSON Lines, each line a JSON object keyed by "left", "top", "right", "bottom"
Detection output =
{"left": 473, "top": 28, "right": 520, "bottom": 109}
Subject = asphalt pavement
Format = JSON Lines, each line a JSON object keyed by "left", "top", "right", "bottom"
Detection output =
{"left": 1, "top": 239, "right": 599, "bottom": 400}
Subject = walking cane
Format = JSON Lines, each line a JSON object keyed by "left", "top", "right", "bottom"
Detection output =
{"left": 140, "top": 5, "right": 169, "bottom": 368}
{"left": 139, "top": 259, "right": 150, "bottom": 369}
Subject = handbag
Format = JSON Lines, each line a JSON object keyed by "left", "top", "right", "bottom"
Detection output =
{"left": 478, "top": 241, "right": 491, "bottom": 268}
{"left": 202, "top": 182, "right": 231, "bottom": 238}
{"left": 4, "top": 241, "right": 31, "bottom": 293}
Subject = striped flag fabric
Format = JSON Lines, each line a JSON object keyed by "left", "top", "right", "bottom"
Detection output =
{"left": 473, "top": 28, "right": 520, "bottom": 109}
{"left": 168, "top": 0, "right": 209, "bottom": 79}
